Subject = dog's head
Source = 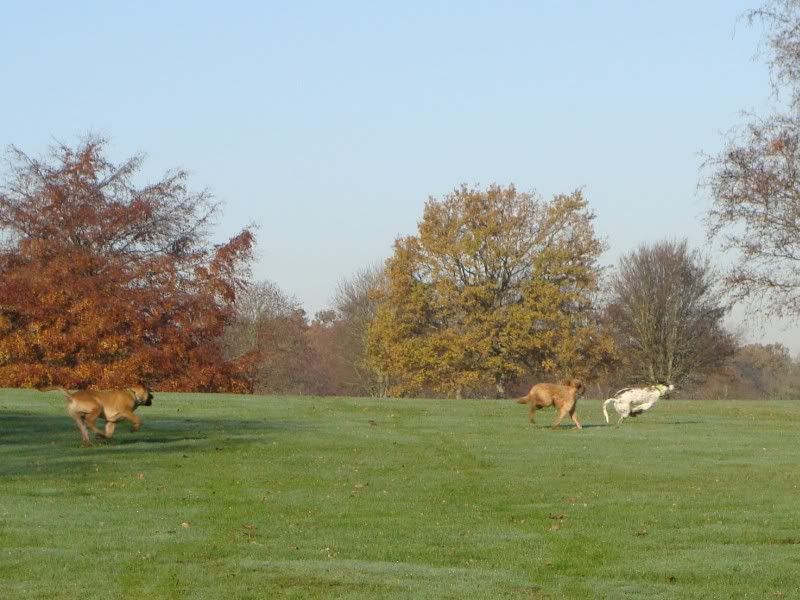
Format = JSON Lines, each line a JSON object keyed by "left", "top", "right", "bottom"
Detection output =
{"left": 654, "top": 382, "right": 675, "bottom": 396}
{"left": 130, "top": 383, "right": 154, "bottom": 406}
{"left": 563, "top": 378, "right": 586, "bottom": 396}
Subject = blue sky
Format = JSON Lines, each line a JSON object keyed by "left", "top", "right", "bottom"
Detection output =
{"left": 2, "top": 1, "right": 798, "bottom": 353}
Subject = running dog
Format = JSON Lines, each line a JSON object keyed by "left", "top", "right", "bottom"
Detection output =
{"left": 516, "top": 379, "right": 586, "bottom": 429}
{"left": 39, "top": 384, "right": 154, "bottom": 445}
{"left": 602, "top": 383, "right": 673, "bottom": 425}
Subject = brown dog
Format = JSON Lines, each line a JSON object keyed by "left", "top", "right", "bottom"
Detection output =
{"left": 516, "top": 379, "right": 586, "bottom": 429}
{"left": 40, "top": 383, "right": 154, "bottom": 445}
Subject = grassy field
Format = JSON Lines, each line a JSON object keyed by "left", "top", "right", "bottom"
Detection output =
{"left": 1, "top": 390, "right": 799, "bottom": 599}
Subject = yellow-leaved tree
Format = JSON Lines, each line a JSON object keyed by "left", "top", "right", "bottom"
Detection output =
{"left": 367, "top": 184, "right": 615, "bottom": 398}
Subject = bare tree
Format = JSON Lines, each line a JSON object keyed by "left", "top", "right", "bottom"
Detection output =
{"left": 334, "top": 263, "right": 384, "bottom": 327}
{"left": 224, "top": 280, "right": 320, "bottom": 394}
{"left": 744, "top": 0, "right": 800, "bottom": 111}
{"left": 606, "top": 240, "right": 735, "bottom": 384}
{"left": 332, "top": 264, "right": 386, "bottom": 396}
{"left": 223, "top": 281, "right": 299, "bottom": 361}
{"left": 703, "top": 1, "right": 800, "bottom": 319}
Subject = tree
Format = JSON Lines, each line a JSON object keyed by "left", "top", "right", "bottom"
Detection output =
{"left": 0, "top": 137, "right": 255, "bottom": 391}
{"left": 366, "top": 184, "right": 614, "bottom": 398}
{"left": 306, "top": 311, "right": 352, "bottom": 396}
{"left": 225, "top": 268, "right": 386, "bottom": 397}
{"left": 222, "top": 280, "right": 322, "bottom": 394}
{"left": 692, "top": 343, "right": 798, "bottom": 400}
{"left": 606, "top": 240, "right": 735, "bottom": 385}
{"left": 329, "top": 264, "right": 386, "bottom": 396}
{"left": 732, "top": 343, "right": 793, "bottom": 397}
{"left": 703, "top": 0, "right": 800, "bottom": 319}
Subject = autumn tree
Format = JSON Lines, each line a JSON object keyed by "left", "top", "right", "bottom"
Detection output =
{"left": 605, "top": 240, "right": 735, "bottom": 385}
{"left": 0, "top": 137, "right": 255, "bottom": 391}
{"left": 366, "top": 184, "right": 614, "bottom": 398}
{"left": 703, "top": 0, "right": 800, "bottom": 319}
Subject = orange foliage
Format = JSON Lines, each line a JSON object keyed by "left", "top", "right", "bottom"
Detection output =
{"left": 0, "top": 138, "right": 255, "bottom": 391}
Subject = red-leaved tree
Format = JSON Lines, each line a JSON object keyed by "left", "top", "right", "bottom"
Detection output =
{"left": 0, "top": 137, "right": 255, "bottom": 391}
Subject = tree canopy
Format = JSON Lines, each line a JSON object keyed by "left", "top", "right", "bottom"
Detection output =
{"left": 366, "top": 184, "right": 614, "bottom": 398}
{"left": 0, "top": 138, "right": 255, "bottom": 391}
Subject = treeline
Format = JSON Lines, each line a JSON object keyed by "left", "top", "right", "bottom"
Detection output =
{"left": 695, "top": 344, "right": 800, "bottom": 400}
{"left": 0, "top": 139, "right": 798, "bottom": 398}
{"left": 221, "top": 189, "right": 800, "bottom": 400}
{"left": 225, "top": 277, "right": 800, "bottom": 400}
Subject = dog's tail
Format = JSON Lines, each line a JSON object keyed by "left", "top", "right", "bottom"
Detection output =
{"left": 516, "top": 394, "right": 530, "bottom": 404}
{"left": 602, "top": 398, "right": 615, "bottom": 424}
{"left": 38, "top": 386, "right": 73, "bottom": 400}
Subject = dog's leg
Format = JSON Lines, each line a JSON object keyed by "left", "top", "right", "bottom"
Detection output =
{"left": 120, "top": 411, "right": 142, "bottom": 432}
{"left": 103, "top": 421, "right": 117, "bottom": 439}
{"left": 551, "top": 408, "right": 569, "bottom": 429}
{"left": 528, "top": 403, "right": 537, "bottom": 424}
{"left": 569, "top": 406, "right": 582, "bottom": 430}
{"left": 70, "top": 413, "right": 91, "bottom": 446}
{"left": 84, "top": 411, "right": 106, "bottom": 439}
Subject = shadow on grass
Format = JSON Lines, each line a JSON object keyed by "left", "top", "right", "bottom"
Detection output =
{"left": 0, "top": 411, "right": 308, "bottom": 477}
{"left": 525, "top": 423, "right": 600, "bottom": 430}
{"left": 536, "top": 420, "right": 705, "bottom": 430}
{"left": 598, "top": 419, "right": 705, "bottom": 427}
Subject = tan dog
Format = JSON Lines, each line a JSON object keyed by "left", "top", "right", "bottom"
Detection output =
{"left": 516, "top": 379, "right": 586, "bottom": 429}
{"left": 40, "top": 383, "right": 154, "bottom": 445}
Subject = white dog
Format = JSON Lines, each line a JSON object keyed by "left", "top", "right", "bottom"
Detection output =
{"left": 602, "top": 384, "right": 674, "bottom": 425}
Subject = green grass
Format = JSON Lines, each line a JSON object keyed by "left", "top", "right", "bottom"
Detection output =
{"left": 1, "top": 390, "right": 799, "bottom": 599}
